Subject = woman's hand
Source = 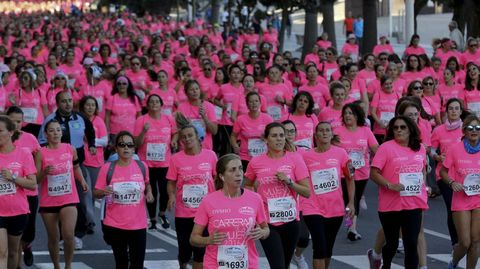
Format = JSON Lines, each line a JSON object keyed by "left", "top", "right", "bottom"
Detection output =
{"left": 167, "top": 198, "right": 176, "bottom": 211}
{"left": 388, "top": 183, "right": 405, "bottom": 192}
{"left": 207, "top": 230, "right": 227, "bottom": 245}
{"left": 451, "top": 181, "right": 464, "bottom": 192}
{"left": 275, "top": 172, "right": 291, "bottom": 185}
{"left": 80, "top": 180, "right": 89, "bottom": 193}
{"left": 145, "top": 191, "right": 154, "bottom": 203}
{"left": 43, "top": 165, "right": 54, "bottom": 175}
{"left": 248, "top": 225, "right": 268, "bottom": 240}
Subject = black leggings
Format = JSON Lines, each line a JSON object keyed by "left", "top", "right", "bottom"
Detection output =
{"left": 102, "top": 224, "right": 147, "bottom": 269}
{"left": 214, "top": 125, "right": 233, "bottom": 157}
{"left": 297, "top": 213, "right": 310, "bottom": 248}
{"left": 21, "top": 195, "right": 38, "bottom": 243}
{"left": 353, "top": 179, "right": 368, "bottom": 216}
{"left": 146, "top": 167, "right": 168, "bottom": 219}
{"left": 175, "top": 217, "right": 206, "bottom": 263}
{"left": 378, "top": 209, "right": 422, "bottom": 269}
{"left": 304, "top": 214, "right": 343, "bottom": 259}
{"left": 260, "top": 220, "right": 300, "bottom": 269}
{"left": 438, "top": 179, "right": 458, "bottom": 245}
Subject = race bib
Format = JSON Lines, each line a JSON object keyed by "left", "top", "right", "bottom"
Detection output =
{"left": 399, "top": 172, "right": 422, "bottom": 197}
{"left": 267, "top": 106, "right": 281, "bottom": 121}
{"left": 161, "top": 108, "right": 172, "bottom": 115}
{"left": 247, "top": 139, "right": 267, "bottom": 157}
{"left": 226, "top": 103, "right": 233, "bottom": 118}
{"left": 21, "top": 107, "right": 38, "bottom": 123}
{"left": 0, "top": 175, "right": 16, "bottom": 196}
{"left": 464, "top": 173, "right": 480, "bottom": 196}
{"left": 95, "top": 97, "right": 103, "bottom": 112}
{"left": 215, "top": 106, "right": 223, "bottom": 121}
{"left": 326, "top": 69, "right": 336, "bottom": 80}
{"left": 146, "top": 143, "right": 166, "bottom": 162}
{"left": 113, "top": 181, "right": 142, "bottom": 205}
{"left": 217, "top": 245, "right": 248, "bottom": 269}
{"left": 294, "top": 138, "right": 312, "bottom": 149}
{"left": 349, "top": 151, "right": 365, "bottom": 169}
{"left": 311, "top": 168, "right": 339, "bottom": 195}
{"left": 349, "top": 91, "right": 360, "bottom": 100}
{"left": 267, "top": 196, "right": 296, "bottom": 223}
{"left": 182, "top": 184, "right": 207, "bottom": 208}
{"left": 47, "top": 173, "right": 72, "bottom": 196}
{"left": 380, "top": 112, "right": 395, "bottom": 126}
{"left": 468, "top": 102, "right": 480, "bottom": 117}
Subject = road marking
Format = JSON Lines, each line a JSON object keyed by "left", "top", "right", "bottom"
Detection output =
{"left": 147, "top": 229, "right": 179, "bottom": 247}
{"left": 145, "top": 260, "right": 192, "bottom": 269}
{"left": 332, "top": 255, "right": 404, "bottom": 269}
{"left": 423, "top": 228, "right": 451, "bottom": 241}
{"left": 36, "top": 262, "right": 93, "bottom": 269}
{"left": 428, "top": 254, "right": 470, "bottom": 269}
{"left": 32, "top": 248, "right": 167, "bottom": 256}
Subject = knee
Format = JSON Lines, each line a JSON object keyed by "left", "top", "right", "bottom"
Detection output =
{"left": 0, "top": 247, "right": 7, "bottom": 259}
{"left": 458, "top": 238, "right": 471, "bottom": 249}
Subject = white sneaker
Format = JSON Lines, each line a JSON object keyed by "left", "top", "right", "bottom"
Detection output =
{"left": 59, "top": 240, "right": 64, "bottom": 251}
{"left": 397, "top": 239, "right": 404, "bottom": 253}
{"left": 292, "top": 254, "right": 309, "bottom": 269}
{"left": 360, "top": 195, "right": 368, "bottom": 210}
{"left": 74, "top": 236, "right": 83, "bottom": 250}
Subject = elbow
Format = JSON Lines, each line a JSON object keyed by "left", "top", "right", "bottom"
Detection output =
{"left": 302, "top": 188, "right": 311, "bottom": 198}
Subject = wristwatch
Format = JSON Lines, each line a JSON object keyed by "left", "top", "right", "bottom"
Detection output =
{"left": 10, "top": 174, "right": 17, "bottom": 182}
{"left": 287, "top": 178, "right": 294, "bottom": 187}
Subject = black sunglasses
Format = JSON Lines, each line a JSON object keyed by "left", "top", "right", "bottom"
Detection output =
{"left": 393, "top": 125, "right": 408, "bottom": 131}
{"left": 117, "top": 142, "right": 135, "bottom": 148}
{"left": 465, "top": 125, "right": 480, "bottom": 132}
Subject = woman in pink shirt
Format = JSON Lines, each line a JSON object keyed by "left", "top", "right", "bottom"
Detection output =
{"left": 167, "top": 125, "right": 217, "bottom": 269}
{"left": 7, "top": 106, "right": 41, "bottom": 266}
{"left": 231, "top": 92, "right": 273, "bottom": 169}
{"left": 318, "top": 82, "right": 347, "bottom": 132}
{"left": 358, "top": 54, "right": 377, "bottom": 88}
{"left": 371, "top": 76, "right": 401, "bottom": 141}
{"left": 344, "top": 63, "right": 369, "bottom": 113}
{"left": 147, "top": 70, "right": 177, "bottom": 115}
{"left": 283, "top": 91, "right": 319, "bottom": 150}
{"left": 245, "top": 122, "right": 310, "bottom": 269}
{"left": 134, "top": 94, "right": 178, "bottom": 230}
{"left": 78, "top": 66, "right": 111, "bottom": 118}
{"left": 406, "top": 79, "right": 441, "bottom": 126}
{"left": 337, "top": 103, "right": 379, "bottom": 241}
{"left": 400, "top": 55, "right": 426, "bottom": 87}
{"left": 445, "top": 56, "right": 466, "bottom": 85}
{"left": 438, "top": 68, "right": 465, "bottom": 117}
{"left": 298, "top": 65, "right": 328, "bottom": 113}
{"left": 190, "top": 154, "right": 270, "bottom": 269}
{"left": 464, "top": 63, "right": 480, "bottom": 117}
{"left": 105, "top": 76, "right": 142, "bottom": 137}
{"left": 431, "top": 98, "right": 465, "bottom": 247}
{"left": 231, "top": 74, "right": 267, "bottom": 121}
{"left": 440, "top": 115, "right": 480, "bottom": 269}
{"left": 342, "top": 34, "right": 359, "bottom": 62}
{"left": 125, "top": 56, "right": 151, "bottom": 100}
{"left": 403, "top": 34, "right": 426, "bottom": 57}
{"left": 371, "top": 116, "right": 428, "bottom": 269}
{"left": 0, "top": 116, "right": 37, "bottom": 269}
{"left": 373, "top": 35, "right": 394, "bottom": 56}
{"left": 302, "top": 121, "right": 355, "bottom": 269}
{"left": 43, "top": 71, "right": 78, "bottom": 114}
{"left": 35, "top": 119, "right": 88, "bottom": 269}
{"left": 258, "top": 65, "right": 293, "bottom": 121}
{"left": 93, "top": 131, "right": 154, "bottom": 269}
{"left": 366, "top": 64, "right": 386, "bottom": 100}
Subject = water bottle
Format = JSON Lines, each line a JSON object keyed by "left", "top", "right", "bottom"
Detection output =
{"left": 105, "top": 185, "right": 113, "bottom": 205}
{"left": 344, "top": 207, "right": 353, "bottom": 228}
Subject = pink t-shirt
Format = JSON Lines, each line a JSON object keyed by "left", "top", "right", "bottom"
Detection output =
{"left": 232, "top": 113, "right": 273, "bottom": 161}
{"left": 373, "top": 44, "right": 394, "bottom": 55}
{"left": 105, "top": 94, "right": 141, "bottom": 135}
{"left": 194, "top": 190, "right": 267, "bottom": 269}
{"left": 318, "top": 107, "right": 343, "bottom": 131}
{"left": 217, "top": 83, "right": 244, "bottom": 126}
{"left": 358, "top": 69, "right": 377, "bottom": 88}
{"left": 460, "top": 51, "right": 480, "bottom": 67}
{"left": 0, "top": 87, "right": 6, "bottom": 112}
{"left": 336, "top": 125, "right": 378, "bottom": 180}
{"left": 133, "top": 114, "right": 177, "bottom": 168}
{"left": 437, "top": 83, "right": 465, "bottom": 112}
{"left": 83, "top": 116, "right": 107, "bottom": 168}
{"left": 0, "top": 147, "right": 36, "bottom": 217}
{"left": 371, "top": 140, "right": 428, "bottom": 212}
{"left": 282, "top": 114, "right": 319, "bottom": 150}
{"left": 79, "top": 80, "right": 112, "bottom": 118}
{"left": 404, "top": 46, "right": 426, "bottom": 56}
{"left": 166, "top": 149, "right": 217, "bottom": 218}
{"left": 342, "top": 43, "right": 359, "bottom": 60}
{"left": 349, "top": 77, "right": 367, "bottom": 101}
{"left": 258, "top": 83, "right": 293, "bottom": 121}
{"left": 147, "top": 87, "right": 177, "bottom": 116}
{"left": 298, "top": 83, "right": 328, "bottom": 110}
{"left": 14, "top": 132, "right": 41, "bottom": 196}
{"left": 431, "top": 124, "right": 463, "bottom": 179}
{"left": 245, "top": 151, "right": 309, "bottom": 226}
{"left": 417, "top": 118, "right": 432, "bottom": 147}
{"left": 95, "top": 160, "right": 150, "bottom": 230}
{"left": 422, "top": 95, "right": 441, "bottom": 118}
{"left": 176, "top": 101, "right": 217, "bottom": 150}
{"left": 400, "top": 71, "right": 427, "bottom": 88}
{"left": 371, "top": 90, "right": 401, "bottom": 135}
{"left": 302, "top": 146, "right": 349, "bottom": 217}
{"left": 464, "top": 89, "right": 480, "bottom": 117}
{"left": 39, "top": 144, "right": 80, "bottom": 208}
{"left": 443, "top": 141, "right": 480, "bottom": 211}
{"left": 231, "top": 92, "right": 267, "bottom": 118}
{"left": 10, "top": 89, "right": 46, "bottom": 125}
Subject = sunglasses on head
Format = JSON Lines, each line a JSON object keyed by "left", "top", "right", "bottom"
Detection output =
{"left": 465, "top": 125, "right": 480, "bottom": 132}
{"left": 117, "top": 142, "right": 135, "bottom": 148}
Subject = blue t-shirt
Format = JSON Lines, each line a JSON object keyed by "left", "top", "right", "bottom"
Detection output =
{"left": 354, "top": 20, "right": 364, "bottom": 38}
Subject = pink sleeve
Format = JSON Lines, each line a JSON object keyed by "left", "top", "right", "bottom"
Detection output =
{"left": 367, "top": 129, "right": 378, "bottom": 147}
{"left": 371, "top": 92, "right": 380, "bottom": 108}
{"left": 206, "top": 103, "right": 217, "bottom": 123}
{"left": 371, "top": 144, "right": 388, "bottom": 170}
{"left": 210, "top": 152, "right": 218, "bottom": 176}
{"left": 293, "top": 153, "right": 309, "bottom": 182}
{"left": 260, "top": 95, "right": 267, "bottom": 112}
{"left": 233, "top": 117, "right": 241, "bottom": 134}
{"left": 39, "top": 90, "right": 47, "bottom": 105}
{"left": 105, "top": 96, "right": 114, "bottom": 110}
{"left": 255, "top": 195, "right": 267, "bottom": 224}
{"left": 166, "top": 157, "right": 178, "bottom": 181}
{"left": 142, "top": 161, "right": 150, "bottom": 183}
{"left": 133, "top": 117, "right": 144, "bottom": 136}
{"left": 22, "top": 150, "right": 37, "bottom": 176}
{"left": 94, "top": 164, "right": 109, "bottom": 190}
{"left": 193, "top": 196, "right": 210, "bottom": 226}
{"left": 97, "top": 120, "right": 108, "bottom": 137}
{"left": 169, "top": 116, "right": 177, "bottom": 134}
{"left": 244, "top": 159, "right": 256, "bottom": 182}
{"left": 443, "top": 146, "right": 455, "bottom": 170}
{"left": 134, "top": 98, "right": 141, "bottom": 112}
{"left": 231, "top": 98, "right": 240, "bottom": 113}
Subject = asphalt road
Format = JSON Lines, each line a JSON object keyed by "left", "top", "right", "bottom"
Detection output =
{"left": 26, "top": 182, "right": 478, "bottom": 269}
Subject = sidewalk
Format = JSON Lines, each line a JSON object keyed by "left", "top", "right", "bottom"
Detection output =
{"left": 283, "top": 12, "right": 454, "bottom": 58}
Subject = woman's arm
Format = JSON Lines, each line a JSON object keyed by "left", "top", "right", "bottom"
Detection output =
{"left": 190, "top": 224, "right": 227, "bottom": 247}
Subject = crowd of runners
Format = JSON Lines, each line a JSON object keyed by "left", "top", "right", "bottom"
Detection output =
{"left": 0, "top": 8, "right": 480, "bottom": 269}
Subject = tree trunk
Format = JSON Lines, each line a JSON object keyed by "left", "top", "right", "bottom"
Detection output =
{"left": 413, "top": 0, "right": 427, "bottom": 34}
{"left": 210, "top": 0, "right": 220, "bottom": 24}
{"left": 279, "top": 6, "right": 289, "bottom": 52}
{"left": 466, "top": 0, "right": 480, "bottom": 38}
{"left": 362, "top": 0, "right": 377, "bottom": 55}
{"left": 143, "top": 0, "right": 174, "bottom": 16}
{"left": 451, "top": 0, "right": 466, "bottom": 35}
{"left": 322, "top": 0, "right": 337, "bottom": 49}
{"left": 302, "top": 1, "right": 318, "bottom": 61}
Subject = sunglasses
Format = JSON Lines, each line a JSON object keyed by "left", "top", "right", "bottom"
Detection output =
{"left": 423, "top": 82, "right": 434, "bottom": 86}
{"left": 55, "top": 77, "right": 66, "bottom": 80}
{"left": 117, "top": 82, "right": 128, "bottom": 86}
{"left": 117, "top": 142, "right": 135, "bottom": 148}
{"left": 413, "top": 86, "right": 423, "bottom": 90}
{"left": 204, "top": 68, "right": 212, "bottom": 71}
{"left": 470, "top": 44, "right": 478, "bottom": 47}
{"left": 380, "top": 57, "right": 388, "bottom": 61}
{"left": 465, "top": 125, "right": 480, "bottom": 132}
{"left": 393, "top": 125, "right": 408, "bottom": 131}
{"left": 283, "top": 63, "right": 290, "bottom": 67}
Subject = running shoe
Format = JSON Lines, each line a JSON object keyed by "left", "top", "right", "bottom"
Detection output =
{"left": 292, "top": 254, "right": 309, "bottom": 269}
{"left": 446, "top": 260, "right": 457, "bottom": 269}
{"left": 348, "top": 231, "right": 362, "bottom": 241}
{"left": 160, "top": 215, "right": 170, "bottom": 229}
{"left": 74, "top": 236, "right": 83, "bottom": 250}
{"left": 360, "top": 195, "right": 368, "bottom": 210}
{"left": 23, "top": 245, "right": 34, "bottom": 266}
{"left": 397, "top": 239, "right": 404, "bottom": 253}
{"left": 149, "top": 220, "right": 158, "bottom": 230}
{"left": 367, "top": 249, "right": 381, "bottom": 269}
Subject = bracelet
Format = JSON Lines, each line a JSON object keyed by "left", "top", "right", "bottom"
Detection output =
{"left": 448, "top": 180, "right": 454, "bottom": 187}
{"left": 10, "top": 174, "right": 17, "bottom": 183}
{"left": 385, "top": 183, "right": 391, "bottom": 190}
{"left": 287, "top": 178, "right": 294, "bottom": 187}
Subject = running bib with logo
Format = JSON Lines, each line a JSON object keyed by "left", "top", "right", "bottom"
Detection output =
{"left": 226, "top": 103, "right": 233, "bottom": 117}
{"left": 217, "top": 245, "right": 248, "bottom": 269}
{"left": 399, "top": 172, "right": 422, "bottom": 196}
{"left": 294, "top": 138, "right": 312, "bottom": 149}
{"left": 146, "top": 143, "right": 166, "bottom": 162}
{"left": 326, "top": 69, "right": 336, "bottom": 80}
{"left": 47, "top": 173, "right": 72, "bottom": 196}
{"left": 468, "top": 102, "right": 480, "bottom": 116}
{"left": 247, "top": 139, "right": 267, "bottom": 157}
{"left": 0, "top": 175, "right": 16, "bottom": 196}
{"left": 267, "top": 196, "right": 296, "bottom": 223}
{"left": 349, "top": 91, "right": 361, "bottom": 100}
{"left": 96, "top": 97, "right": 103, "bottom": 112}
{"left": 161, "top": 108, "right": 172, "bottom": 115}
{"left": 349, "top": 151, "right": 365, "bottom": 169}
{"left": 380, "top": 112, "right": 395, "bottom": 126}
{"left": 113, "top": 181, "right": 142, "bottom": 204}
{"left": 464, "top": 173, "right": 480, "bottom": 196}
{"left": 182, "top": 184, "right": 207, "bottom": 208}
{"left": 267, "top": 106, "right": 281, "bottom": 121}
{"left": 215, "top": 106, "right": 223, "bottom": 121}
{"left": 311, "top": 168, "right": 339, "bottom": 195}
{"left": 21, "top": 107, "right": 38, "bottom": 123}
